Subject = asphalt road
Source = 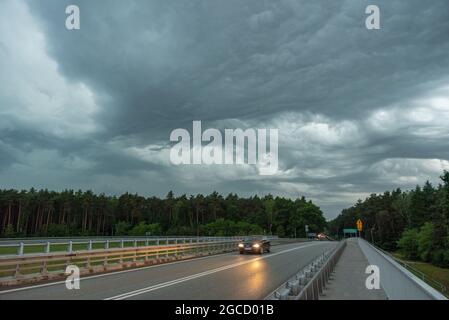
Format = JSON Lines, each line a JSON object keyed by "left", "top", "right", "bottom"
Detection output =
{"left": 0, "top": 241, "right": 337, "bottom": 300}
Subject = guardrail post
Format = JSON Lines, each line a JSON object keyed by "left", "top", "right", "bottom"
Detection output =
{"left": 103, "top": 247, "right": 109, "bottom": 268}
{"left": 175, "top": 239, "right": 178, "bottom": 258}
{"left": 86, "top": 255, "right": 91, "bottom": 269}
{"left": 41, "top": 259, "right": 48, "bottom": 276}
{"left": 88, "top": 240, "right": 92, "bottom": 251}
{"left": 134, "top": 240, "right": 138, "bottom": 248}
{"left": 118, "top": 249, "right": 123, "bottom": 265}
{"left": 68, "top": 241, "right": 73, "bottom": 253}
{"left": 105, "top": 240, "right": 109, "bottom": 249}
{"left": 133, "top": 246, "right": 137, "bottom": 263}
{"left": 181, "top": 238, "right": 184, "bottom": 257}
{"left": 274, "top": 288, "right": 291, "bottom": 300}
{"left": 45, "top": 242, "right": 51, "bottom": 254}
{"left": 166, "top": 238, "right": 169, "bottom": 259}
{"left": 17, "top": 242, "right": 24, "bottom": 256}
{"left": 143, "top": 240, "right": 149, "bottom": 263}
{"left": 121, "top": 240, "right": 124, "bottom": 248}
{"left": 145, "top": 239, "right": 149, "bottom": 247}
{"left": 14, "top": 261, "right": 21, "bottom": 278}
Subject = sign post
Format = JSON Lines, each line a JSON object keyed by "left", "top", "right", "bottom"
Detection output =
{"left": 356, "top": 219, "right": 363, "bottom": 237}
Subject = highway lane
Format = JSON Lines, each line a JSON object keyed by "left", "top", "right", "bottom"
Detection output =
{"left": 0, "top": 241, "right": 337, "bottom": 300}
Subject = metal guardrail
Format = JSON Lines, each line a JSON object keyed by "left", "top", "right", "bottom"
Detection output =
{"left": 0, "top": 236, "right": 248, "bottom": 244}
{"left": 396, "top": 261, "right": 448, "bottom": 296}
{"left": 0, "top": 239, "right": 238, "bottom": 286}
{"left": 295, "top": 240, "right": 346, "bottom": 300}
{"left": 0, "top": 236, "right": 278, "bottom": 256}
{"left": 266, "top": 240, "right": 346, "bottom": 300}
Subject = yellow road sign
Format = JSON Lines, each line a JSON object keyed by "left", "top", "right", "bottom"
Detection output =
{"left": 356, "top": 219, "right": 363, "bottom": 231}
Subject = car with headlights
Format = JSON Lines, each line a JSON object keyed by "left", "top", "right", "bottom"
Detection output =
{"left": 238, "top": 236, "right": 271, "bottom": 254}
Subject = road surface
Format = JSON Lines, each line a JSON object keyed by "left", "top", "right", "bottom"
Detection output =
{"left": 0, "top": 241, "right": 336, "bottom": 300}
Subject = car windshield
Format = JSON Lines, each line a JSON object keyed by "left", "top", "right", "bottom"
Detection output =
{"left": 244, "top": 236, "right": 261, "bottom": 242}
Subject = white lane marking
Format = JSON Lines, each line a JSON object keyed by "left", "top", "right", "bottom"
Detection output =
{"left": 0, "top": 241, "right": 311, "bottom": 295}
{"left": 105, "top": 242, "right": 324, "bottom": 300}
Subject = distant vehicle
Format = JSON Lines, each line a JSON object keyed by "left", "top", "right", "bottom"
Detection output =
{"left": 307, "top": 232, "right": 317, "bottom": 240}
{"left": 238, "top": 236, "right": 271, "bottom": 254}
{"left": 317, "top": 233, "right": 327, "bottom": 241}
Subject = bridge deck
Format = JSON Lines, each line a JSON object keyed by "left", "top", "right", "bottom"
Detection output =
{"left": 320, "top": 238, "right": 387, "bottom": 300}
{"left": 0, "top": 241, "right": 336, "bottom": 300}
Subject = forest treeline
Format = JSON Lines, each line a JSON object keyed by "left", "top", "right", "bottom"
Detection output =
{"left": 0, "top": 189, "right": 326, "bottom": 238}
{"left": 329, "top": 171, "right": 449, "bottom": 267}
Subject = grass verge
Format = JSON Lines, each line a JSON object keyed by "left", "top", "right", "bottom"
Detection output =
{"left": 392, "top": 252, "right": 449, "bottom": 298}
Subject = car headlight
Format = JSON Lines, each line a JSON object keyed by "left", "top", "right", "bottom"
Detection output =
{"left": 238, "top": 243, "right": 244, "bottom": 248}
{"left": 253, "top": 243, "right": 260, "bottom": 248}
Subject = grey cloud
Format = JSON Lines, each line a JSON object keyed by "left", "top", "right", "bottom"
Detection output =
{"left": 1, "top": 0, "right": 449, "bottom": 218}
{"left": 28, "top": 0, "right": 449, "bottom": 137}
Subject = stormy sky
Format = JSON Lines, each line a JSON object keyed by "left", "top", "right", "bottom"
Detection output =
{"left": 1, "top": 0, "right": 449, "bottom": 219}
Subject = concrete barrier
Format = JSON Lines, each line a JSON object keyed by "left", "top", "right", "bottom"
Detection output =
{"left": 358, "top": 238, "right": 447, "bottom": 300}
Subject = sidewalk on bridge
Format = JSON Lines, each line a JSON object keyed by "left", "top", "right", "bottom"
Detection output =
{"left": 320, "top": 238, "right": 388, "bottom": 300}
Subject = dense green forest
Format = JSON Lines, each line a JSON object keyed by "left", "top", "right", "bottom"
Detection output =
{"left": 329, "top": 171, "right": 449, "bottom": 267}
{"left": 0, "top": 189, "right": 326, "bottom": 238}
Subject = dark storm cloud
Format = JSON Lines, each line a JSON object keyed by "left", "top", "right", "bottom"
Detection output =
{"left": 27, "top": 0, "right": 449, "bottom": 138}
{"left": 1, "top": 0, "right": 449, "bottom": 218}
